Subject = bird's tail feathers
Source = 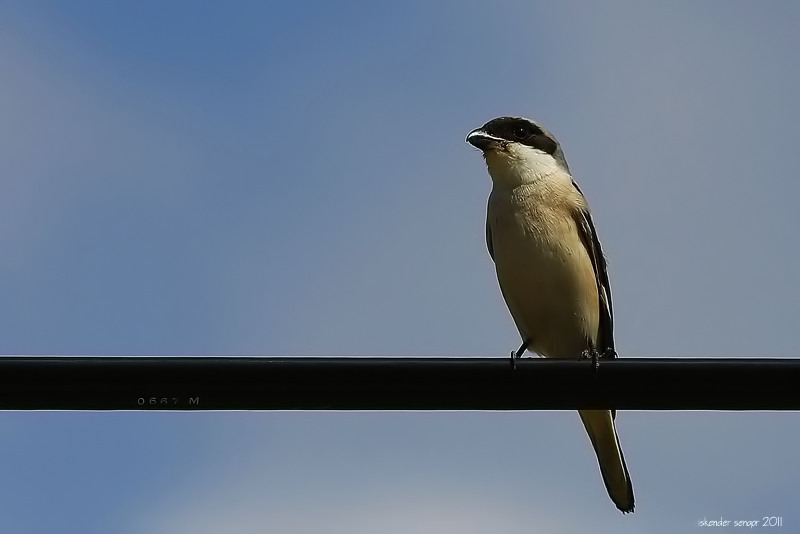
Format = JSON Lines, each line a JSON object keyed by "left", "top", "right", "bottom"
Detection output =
{"left": 578, "top": 409, "right": 635, "bottom": 513}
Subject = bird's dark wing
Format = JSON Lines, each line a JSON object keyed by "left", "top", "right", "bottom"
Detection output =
{"left": 486, "top": 217, "right": 495, "bottom": 261}
{"left": 571, "top": 180, "right": 615, "bottom": 357}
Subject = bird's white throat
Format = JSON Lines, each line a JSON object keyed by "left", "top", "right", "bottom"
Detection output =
{"left": 484, "top": 144, "right": 565, "bottom": 189}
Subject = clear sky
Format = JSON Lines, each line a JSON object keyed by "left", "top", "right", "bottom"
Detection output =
{"left": 2, "top": 1, "right": 799, "bottom": 532}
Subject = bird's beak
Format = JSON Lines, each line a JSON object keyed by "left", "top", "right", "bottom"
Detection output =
{"left": 466, "top": 128, "right": 502, "bottom": 150}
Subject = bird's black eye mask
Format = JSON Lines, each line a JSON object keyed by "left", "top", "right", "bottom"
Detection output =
{"left": 483, "top": 117, "right": 558, "bottom": 156}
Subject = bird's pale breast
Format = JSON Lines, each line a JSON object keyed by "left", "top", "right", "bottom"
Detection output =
{"left": 487, "top": 184, "right": 600, "bottom": 359}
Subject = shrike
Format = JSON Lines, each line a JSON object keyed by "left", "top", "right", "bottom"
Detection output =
{"left": 466, "top": 116, "right": 635, "bottom": 514}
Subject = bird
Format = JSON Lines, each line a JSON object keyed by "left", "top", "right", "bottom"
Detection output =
{"left": 465, "top": 116, "right": 635, "bottom": 513}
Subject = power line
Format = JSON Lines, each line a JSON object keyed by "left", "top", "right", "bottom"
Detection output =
{"left": 0, "top": 356, "right": 797, "bottom": 411}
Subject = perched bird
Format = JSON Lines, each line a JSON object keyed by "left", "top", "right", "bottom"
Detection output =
{"left": 466, "top": 116, "right": 635, "bottom": 514}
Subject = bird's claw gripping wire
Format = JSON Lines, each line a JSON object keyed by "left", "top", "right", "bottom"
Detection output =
{"left": 510, "top": 340, "right": 529, "bottom": 370}
{"left": 580, "top": 348, "right": 601, "bottom": 377}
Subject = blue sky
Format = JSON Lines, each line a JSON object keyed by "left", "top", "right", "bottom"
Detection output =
{"left": 1, "top": 1, "right": 799, "bottom": 532}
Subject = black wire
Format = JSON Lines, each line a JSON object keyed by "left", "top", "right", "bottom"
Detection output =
{"left": 0, "top": 356, "right": 797, "bottom": 411}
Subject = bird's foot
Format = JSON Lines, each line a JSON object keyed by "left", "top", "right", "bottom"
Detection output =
{"left": 509, "top": 340, "right": 529, "bottom": 370}
{"left": 580, "top": 348, "right": 601, "bottom": 375}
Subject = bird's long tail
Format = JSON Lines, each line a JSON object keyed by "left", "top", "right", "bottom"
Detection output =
{"left": 578, "top": 409, "right": 635, "bottom": 513}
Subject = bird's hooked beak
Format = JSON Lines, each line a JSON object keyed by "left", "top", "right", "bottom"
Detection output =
{"left": 466, "top": 128, "right": 504, "bottom": 151}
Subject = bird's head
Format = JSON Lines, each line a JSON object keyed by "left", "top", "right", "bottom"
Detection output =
{"left": 466, "top": 116, "right": 570, "bottom": 187}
